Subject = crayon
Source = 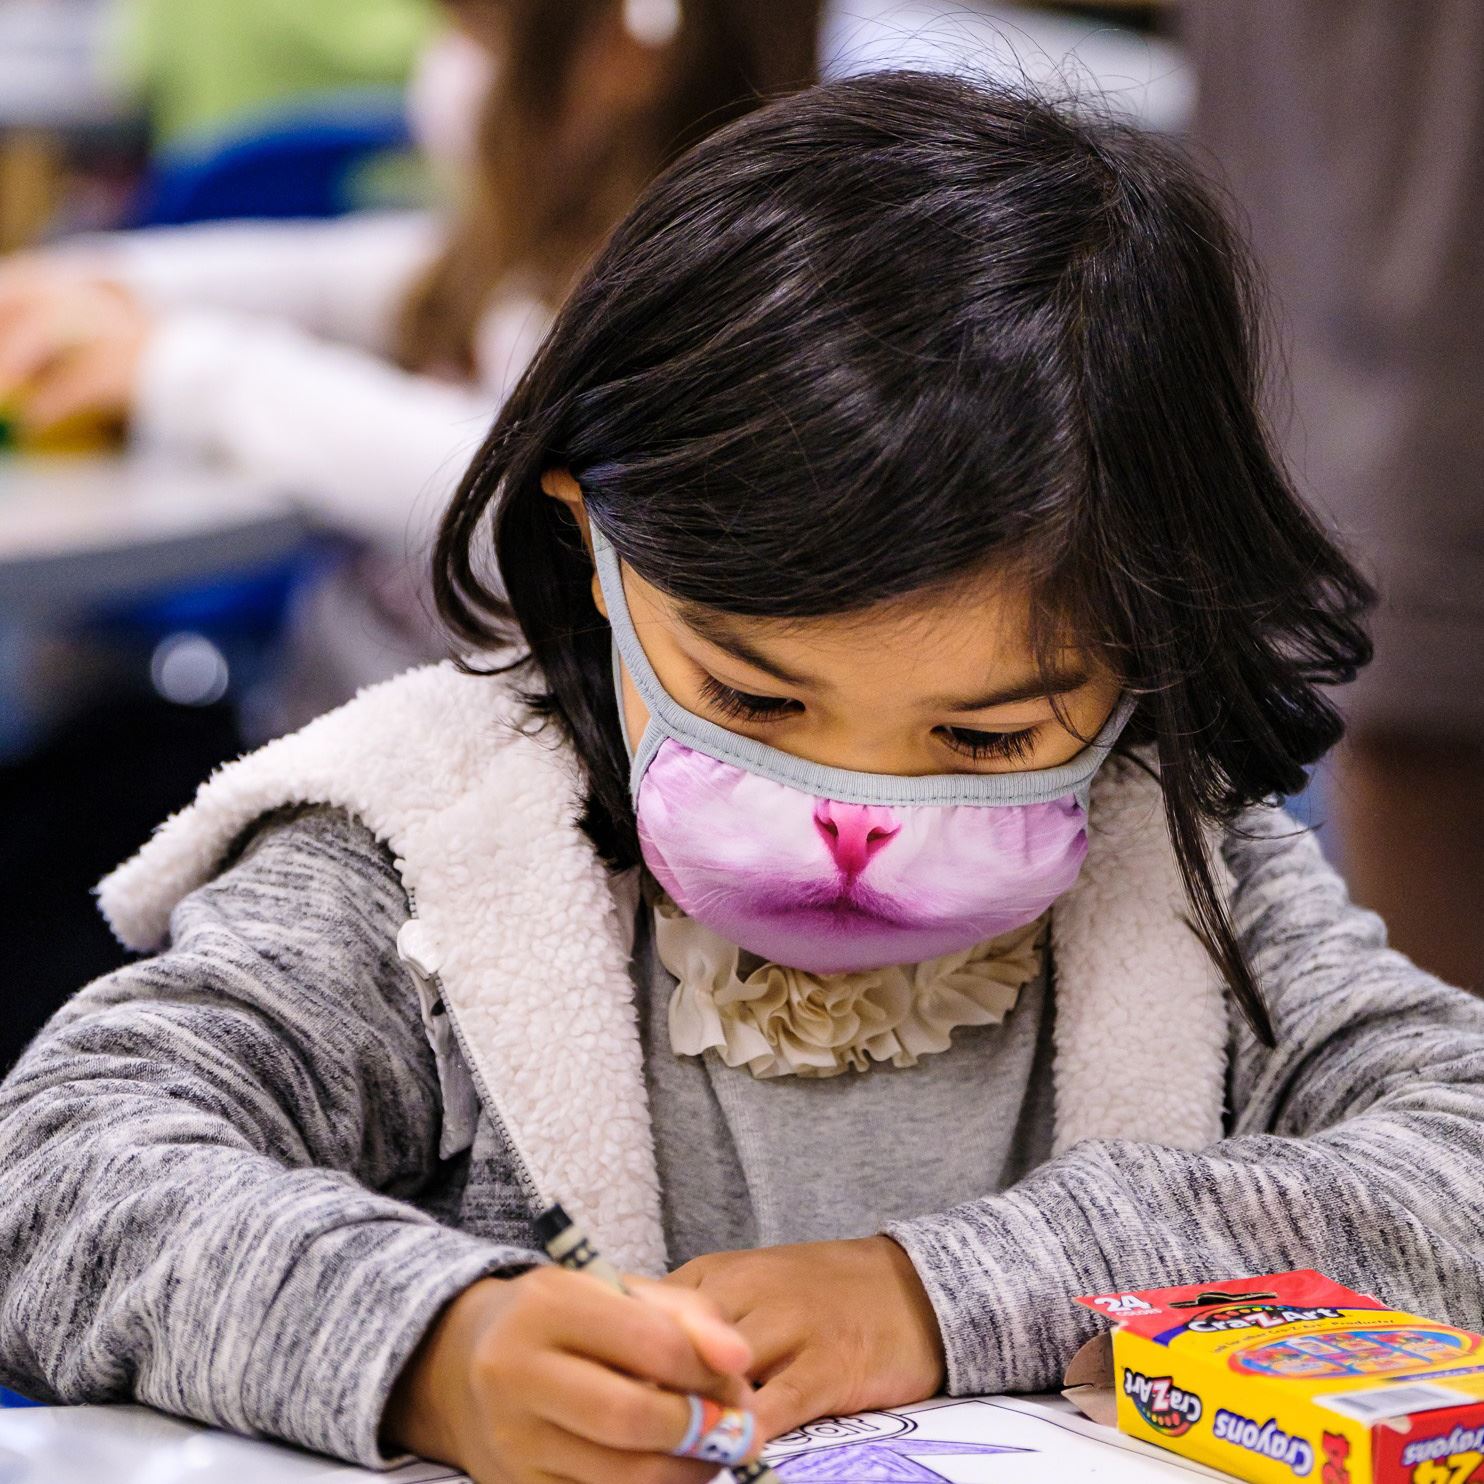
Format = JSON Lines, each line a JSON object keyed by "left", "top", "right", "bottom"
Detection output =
{"left": 535, "top": 1202, "right": 780, "bottom": 1482}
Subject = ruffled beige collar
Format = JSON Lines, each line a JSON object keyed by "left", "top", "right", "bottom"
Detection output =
{"left": 652, "top": 897, "right": 1045, "bottom": 1080}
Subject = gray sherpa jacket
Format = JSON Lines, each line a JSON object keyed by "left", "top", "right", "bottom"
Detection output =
{"left": 2, "top": 661, "right": 1484, "bottom": 1468}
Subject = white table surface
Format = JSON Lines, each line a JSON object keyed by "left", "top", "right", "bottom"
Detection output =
{"left": 0, "top": 1393, "right": 1223, "bottom": 1483}
{"left": 0, "top": 453, "right": 312, "bottom": 614}
{"left": 0, "top": 1404, "right": 462, "bottom": 1482}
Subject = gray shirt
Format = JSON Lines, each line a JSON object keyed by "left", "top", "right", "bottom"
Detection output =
{"left": 636, "top": 903, "right": 1055, "bottom": 1262}
{"left": 4, "top": 804, "right": 1484, "bottom": 1470}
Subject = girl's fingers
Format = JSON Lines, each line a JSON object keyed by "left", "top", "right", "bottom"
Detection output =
{"left": 623, "top": 1273, "right": 754, "bottom": 1376}
{"left": 729, "top": 1307, "right": 804, "bottom": 1384}
{"left": 543, "top": 1274, "right": 746, "bottom": 1396}
{"left": 526, "top": 1350, "right": 757, "bottom": 1460}
{"left": 528, "top": 1416, "right": 737, "bottom": 1484}
{"left": 751, "top": 1353, "right": 834, "bottom": 1442}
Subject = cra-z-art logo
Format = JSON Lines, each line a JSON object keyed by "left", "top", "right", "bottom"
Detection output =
{"left": 1186, "top": 1303, "right": 1346, "bottom": 1335}
{"left": 1124, "top": 1368, "right": 1204, "bottom": 1437}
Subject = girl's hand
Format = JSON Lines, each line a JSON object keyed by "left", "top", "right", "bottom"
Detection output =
{"left": 383, "top": 1264, "right": 764, "bottom": 1484}
{"left": 662, "top": 1235, "right": 947, "bottom": 1441}
{"left": 0, "top": 259, "right": 151, "bottom": 431}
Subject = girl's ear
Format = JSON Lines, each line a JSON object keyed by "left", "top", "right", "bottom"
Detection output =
{"left": 540, "top": 467, "right": 608, "bottom": 617}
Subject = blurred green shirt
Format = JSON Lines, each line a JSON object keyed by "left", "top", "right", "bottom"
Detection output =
{"left": 113, "top": 0, "right": 438, "bottom": 149}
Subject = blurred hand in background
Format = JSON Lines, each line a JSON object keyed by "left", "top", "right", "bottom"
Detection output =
{"left": 0, "top": 259, "right": 151, "bottom": 432}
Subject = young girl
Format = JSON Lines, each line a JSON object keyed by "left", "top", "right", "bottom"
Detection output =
{"left": 4, "top": 71, "right": 1484, "bottom": 1484}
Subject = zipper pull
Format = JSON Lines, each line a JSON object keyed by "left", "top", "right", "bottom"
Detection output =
{"left": 397, "top": 919, "right": 441, "bottom": 984}
{"left": 398, "top": 918, "right": 447, "bottom": 1019}
{"left": 397, "top": 918, "right": 479, "bottom": 1158}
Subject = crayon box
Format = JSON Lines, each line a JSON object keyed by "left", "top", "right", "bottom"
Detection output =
{"left": 1064, "top": 1270, "right": 1484, "bottom": 1484}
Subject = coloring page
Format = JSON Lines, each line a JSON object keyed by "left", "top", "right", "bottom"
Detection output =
{"left": 734, "top": 1394, "right": 1229, "bottom": 1483}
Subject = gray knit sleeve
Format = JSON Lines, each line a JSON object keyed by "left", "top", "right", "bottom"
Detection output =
{"left": 0, "top": 807, "right": 540, "bottom": 1468}
{"left": 884, "top": 806, "right": 1484, "bottom": 1396}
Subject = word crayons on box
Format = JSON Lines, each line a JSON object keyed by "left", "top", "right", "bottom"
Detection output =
{"left": 1063, "top": 1270, "right": 1484, "bottom": 1484}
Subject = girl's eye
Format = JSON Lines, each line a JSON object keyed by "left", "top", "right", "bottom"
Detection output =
{"left": 697, "top": 675, "right": 802, "bottom": 724}
{"left": 936, "top": 725, "right": 1039, "bottom": 765}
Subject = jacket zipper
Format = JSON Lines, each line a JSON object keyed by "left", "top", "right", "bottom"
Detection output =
{"left": 398, "top": 891, "right": 548, "bottom": 1213}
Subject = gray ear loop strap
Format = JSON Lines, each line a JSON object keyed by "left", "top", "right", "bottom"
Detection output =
{"left": 590, "top": 522, "right": 1134, "bottom": 808}
{"left": 594, "top": 527, "right": 689, "bottom": 786}
{"left": 608, "top": 630, "right": 638, "bottom": 766}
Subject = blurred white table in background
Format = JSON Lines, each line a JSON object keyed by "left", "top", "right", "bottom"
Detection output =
{"left": 824, "top": 0, "right": 1192, "bottom": 133}
{"left": 0, "top": 0, "right": 120, "bottom": 133}
{"left": 0, "top": 454, "right": 310, "bottom": 616}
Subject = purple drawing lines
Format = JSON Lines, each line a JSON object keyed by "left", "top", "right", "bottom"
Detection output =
{"left": 774, "top": 1437, "right": 1033, "bottom": 1481}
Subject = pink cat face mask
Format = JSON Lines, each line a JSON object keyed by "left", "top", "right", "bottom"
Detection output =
{"left": 592, "top": 526, "right": 1131, "bottom": 974}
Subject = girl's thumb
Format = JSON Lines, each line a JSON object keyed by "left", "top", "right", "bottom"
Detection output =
{"left": 623, "top": 1273, "right": 753, "bottom": 1376}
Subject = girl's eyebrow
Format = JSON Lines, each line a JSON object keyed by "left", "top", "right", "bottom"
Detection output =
{"left": 676, "top": 605, "right": 815, "bottom": 687}
{"left": 932, "top": 668, "right": 1091, "bottom": 712}
{"left": 677, "top": 601, "right": 1091, "bottom": 708}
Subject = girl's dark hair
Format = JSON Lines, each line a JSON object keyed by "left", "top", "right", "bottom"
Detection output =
{"left": 435, "top": 71, "right": 1373, "bottom": 1047}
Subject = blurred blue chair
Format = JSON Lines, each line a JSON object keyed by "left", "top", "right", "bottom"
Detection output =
{"left": 90, "top": 540, "right": 338, "bottom": 716}
{"left": 0, "top": 1386, "right": 40, "bottom": 1407}
{"left": 132, "top": 101, "right": 414, "bottom": 226}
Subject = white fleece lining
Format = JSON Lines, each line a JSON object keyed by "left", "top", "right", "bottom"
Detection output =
{"left": 99, "top": 663, "right": 1226, "bottom": 1277}
{"left": 1050, "top": 755, "right": 1229, "bottom": 1155}
{"left": 100, "top": 662, "right": 665, "bottom": 1275}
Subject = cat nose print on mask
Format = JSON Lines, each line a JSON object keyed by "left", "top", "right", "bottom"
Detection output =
{"left": 814, "top": 800, "right": 900, "bottom": 878}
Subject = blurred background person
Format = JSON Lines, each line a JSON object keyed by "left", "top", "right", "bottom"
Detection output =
{"left": 0, "top": 0, "right": 824, "bottom": 718}
{"left": 1185, "top": 1, "right": 1484, "bottom": 991}
{"left": 0, "top": 0, "right": 824, "bottom": 1070}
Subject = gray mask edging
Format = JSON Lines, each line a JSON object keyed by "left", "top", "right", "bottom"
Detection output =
{"left": 591, "top": 522, "right": 1133, "bottom": 808}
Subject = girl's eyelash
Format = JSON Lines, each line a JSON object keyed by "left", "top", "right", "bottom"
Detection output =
{"left": 937, "top": 725, "right": 1039, "bottom": 764}
{"left": 696, "top": 678, "right": 1038, "bottom": 763}
{"left": 697, "top": 675, "right": 801, "bottom": 723}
